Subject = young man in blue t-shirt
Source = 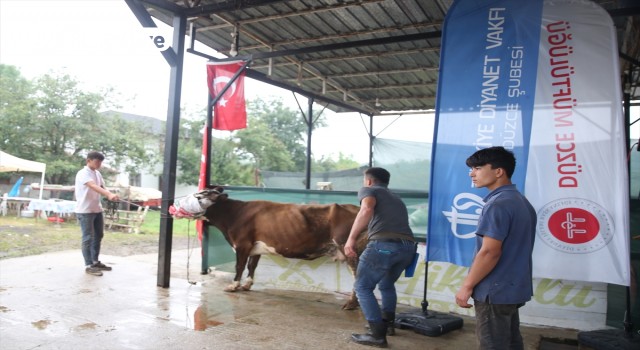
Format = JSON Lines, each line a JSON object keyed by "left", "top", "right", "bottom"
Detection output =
{"left": 455, "top": 146, "right": 537, "bottom": 349}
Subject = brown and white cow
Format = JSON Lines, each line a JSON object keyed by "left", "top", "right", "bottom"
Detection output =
{"left": 191, "top": 186, "right": 367, "bottom": 310}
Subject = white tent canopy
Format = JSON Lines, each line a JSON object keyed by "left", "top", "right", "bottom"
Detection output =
{"left": 0, "top": 151, "right": 46, "bottom": 199}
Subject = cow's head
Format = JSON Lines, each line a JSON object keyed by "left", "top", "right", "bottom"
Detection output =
{"left": 194, "top": 186, "right": 228, "bottom": 209}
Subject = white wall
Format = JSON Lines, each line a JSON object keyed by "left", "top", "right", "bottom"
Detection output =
{"left": 247, "top": 243, "right": 607, "bottom": 331}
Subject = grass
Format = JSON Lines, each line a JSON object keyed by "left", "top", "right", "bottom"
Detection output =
{"left": 0, "top": 217, "right": 80, "bottom": 258}
{"left": 0, "top": 210, "right": 201, "bottom": 259}
{"left": 138, "top": 209, "right": 197, "bottom": 236}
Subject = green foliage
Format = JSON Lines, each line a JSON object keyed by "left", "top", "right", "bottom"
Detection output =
{"left": 0, "top": 65, "right": 34, "bottom": 130}
{"left": 242, "top": 98, "right": 322, "bottom": 170}
{"left": 177, "top": 97, "right": 336, "bottom": 186}
{"left": 175, "top": 117, "right": 203, "bottom": 186}
{"left": 209, "top": 136, "right": 255, "bottom": 185}
{"left": 0, "top": 65, "right": 155, "bottom": 185}
{"left": 0, "top": 65, "right": 359, "bottom": 190}
{"left": 236, "top": 118, "right": 296, "bottom": 171}
{"left": 313, "top": 152, "right": 361, "bottom": 172}
{"left": 176, "top": 115, "right": 254, "bottom": 186}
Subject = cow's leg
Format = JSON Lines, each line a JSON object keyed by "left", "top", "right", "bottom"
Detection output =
{"left": 241, "top": 255, "right": 261, "bottom": 291}
{"left": 225, "top": 250, "right": 250, "bottom": 292}
{"left": 342, "top": 257, "right": 360, "bottom": 310}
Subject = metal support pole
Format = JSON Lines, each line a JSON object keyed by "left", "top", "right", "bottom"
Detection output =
{"left": 368, "top": 115, "right": 374, "bottom": 167}
{"left": 623, "top": 90, "right": 634, "bottom": 334}
{"left": 157, "top": 13, "right": 187, "bottom": 288}
{"left": 305, "top": 98, "right": 314, "bottom": 190}
{"left": 201, "top": 93, "right": 214, "bottom": 274}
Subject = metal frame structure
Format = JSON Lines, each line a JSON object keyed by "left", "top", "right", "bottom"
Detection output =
{"left": 123, "top": 0, "right": 640, "bottom": 288}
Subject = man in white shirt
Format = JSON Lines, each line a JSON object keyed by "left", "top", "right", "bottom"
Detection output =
{"left": 75, "top": 151, "right": 119, "bottom": 276}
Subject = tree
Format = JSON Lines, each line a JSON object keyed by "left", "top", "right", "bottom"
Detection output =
{"left": 313, "top": 153, "right": 361, "bottom": 172}
{"left": 175, "top": 97, "right": 357, "bottom": 187}
{"left": 236, "top": 118, "right": 296, "bottom": 172}
{"left": 240, "top": 98, "right": 326, "bottom": 171}
{"left": 176, "top": 115, "right": 253, "bottom": 186}
{"left": 0, "top": 65, "right": 155, "bottom": 185}
{"left": 0, "top": 65, "right": 35, "bottom": 150}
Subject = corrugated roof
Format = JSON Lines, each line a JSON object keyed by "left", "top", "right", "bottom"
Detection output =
{"left": 133, "top": 0, "right": 640, "bottom": 115}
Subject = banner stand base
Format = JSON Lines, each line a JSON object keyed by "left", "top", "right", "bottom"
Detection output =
{"left": 577, "top": 329, "right": 640, "bottom": 350}
{"left": 395, "top": 309, "right": 464, "bottom": 337}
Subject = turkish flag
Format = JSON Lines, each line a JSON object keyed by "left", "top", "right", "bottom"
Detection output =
{"left": 206, "top": 61, "right": 247, "bottom": 131}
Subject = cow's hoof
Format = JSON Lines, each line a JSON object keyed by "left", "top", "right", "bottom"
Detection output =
{"left": 342, "top": 300, "right": 360, "bottom": 310}
{"left": 240, "top": 277, "right": 253, "bottom": 291}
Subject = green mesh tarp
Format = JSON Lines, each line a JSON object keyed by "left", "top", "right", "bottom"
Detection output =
{"left": 260, "top": 138, "right": 431, "bottom": 192}
{"left": 259, "top": 167, "right": 368, "bottom": 192}
{"left": 372, "top": 138, "right": 431, "bottom": 191}
{"left": 259, "top": 137, "right": 639, "bottom": 197}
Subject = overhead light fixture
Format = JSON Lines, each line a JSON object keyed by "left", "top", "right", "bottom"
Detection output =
{"left": 229, "top": 25, "right": 239, "bottom": 57}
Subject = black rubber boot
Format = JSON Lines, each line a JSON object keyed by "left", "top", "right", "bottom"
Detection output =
{"left": 365, "top": 312, "right": 395, "bottom": 336}
{"left": 382, "top": 312, "right": 395, "bottom": 336}
{"left": 352, "top": 321, "right": 388, "bottom": 348}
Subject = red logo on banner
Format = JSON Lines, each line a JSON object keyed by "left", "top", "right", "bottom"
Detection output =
{"left": 537, "top": 198, "right": 614, "bottom": 254}
{"left": 206, "top": 62, "right": 247, "bottom": 131}
{"left": 547, "top": 208, "right": 599, "bottom": 244}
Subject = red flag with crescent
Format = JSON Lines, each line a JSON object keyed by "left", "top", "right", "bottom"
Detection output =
{"left": 206, "top": 61, "right": 247, "bottom": 131}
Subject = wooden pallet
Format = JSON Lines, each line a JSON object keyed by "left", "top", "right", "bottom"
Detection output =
{"left": 105, "top": 206, "right": 149, "bottom": 234}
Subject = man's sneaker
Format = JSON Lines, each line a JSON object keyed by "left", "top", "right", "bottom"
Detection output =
{"left": 92, "top": 261, "right": 112, "bottom": 271}
{"left": 85, "top": 266, "right": 103, "bottom": 276}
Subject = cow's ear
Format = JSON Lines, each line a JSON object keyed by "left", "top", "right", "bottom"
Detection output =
{"left": 218, "top": 193, "right": 228, "bottom": 201}
{"left": 213, "top": 186, "right": 224, "bottom": 193}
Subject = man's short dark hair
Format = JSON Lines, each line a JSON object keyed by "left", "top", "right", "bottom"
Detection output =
{"left": 364, "top": 167, "right": 390, "bottom": 185}
{"left": 87, "top": 151, "right": 105, "bottom": 161}
{"left": 466, "top": 146, "right": 516, "bottom": 178}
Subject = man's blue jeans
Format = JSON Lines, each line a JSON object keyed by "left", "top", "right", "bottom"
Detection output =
{"left": 77, "top": 213, "right": 104, "bottom": 266}
{"left": 354, "top": 239, "right": 416, "bottom": 322}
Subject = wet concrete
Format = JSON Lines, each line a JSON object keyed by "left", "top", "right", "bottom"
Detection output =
{"left": 0, "top": 249, "right": 580, "bottom": 349}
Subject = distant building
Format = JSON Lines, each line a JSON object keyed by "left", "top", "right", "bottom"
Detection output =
{"left": 101, "top": 110, "right": 198, "bottom": 200}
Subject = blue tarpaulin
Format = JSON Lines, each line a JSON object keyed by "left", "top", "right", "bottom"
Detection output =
{"left": 8, "top": 176, "right": 24, "bottom": 197}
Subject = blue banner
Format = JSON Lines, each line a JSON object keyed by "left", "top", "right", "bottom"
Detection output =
{"left": 427, "top": 0, "right": 543, "bottom": 265}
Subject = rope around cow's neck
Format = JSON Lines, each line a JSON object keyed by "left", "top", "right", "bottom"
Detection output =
{"left": 106, "top": 198, "right": 201, "bottom": 285}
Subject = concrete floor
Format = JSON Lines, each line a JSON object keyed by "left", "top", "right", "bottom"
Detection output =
{"left": 0, "top": 249, "right": 581, "bottom": 350}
